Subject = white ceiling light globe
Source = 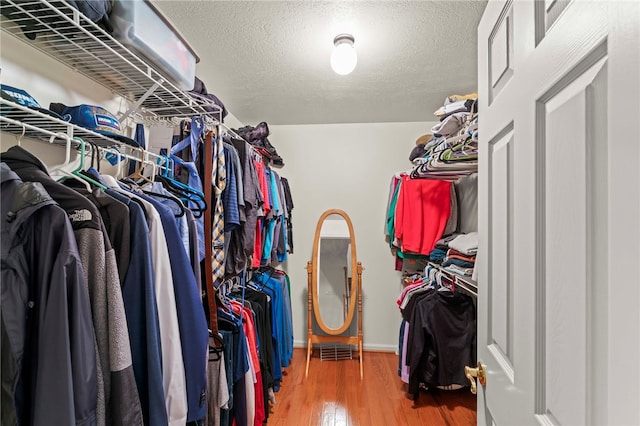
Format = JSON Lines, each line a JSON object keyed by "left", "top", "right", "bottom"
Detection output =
{"left": 331, "top": 34, "right": 357, "bottom": 75}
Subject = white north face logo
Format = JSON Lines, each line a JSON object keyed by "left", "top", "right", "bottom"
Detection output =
{"left": 69, "top": 209, "right": 92, "bottom": 222}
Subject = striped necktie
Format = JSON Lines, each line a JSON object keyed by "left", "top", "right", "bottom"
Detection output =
{"left": 212, "top": 135, "right": 226, "bottom": 290}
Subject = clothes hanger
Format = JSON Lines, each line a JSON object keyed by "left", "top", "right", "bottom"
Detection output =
{"left": 154, "top": 159, "right": 207, "bottom": 215}
{"left": 160, "top": 154, "right": 172, "bottom": 178}
{"left": 208, "top": 331, "right": 224, "bottom": 357}
{"left": 47, "top": 132, "right": 72, "bottom": 173}
{"left": 140, "top": 187, "right": 186, "bottom": 217}
{"left": 75, "top": 139, "right": 107, "bottom": 188}
{"left": 126, "top": 147, "right": 153, "bottom": 184}
{"left": 128, "top": 156, "right": 187, "bottom": 217}
{"left": 68, "top": 138, "right": 107, "bottom": 190}
{"left": 98, "top": 146, "right": 124, "bottom": 179}
{"left": 155, "top": 174, "right": 207, "bottom": 216}
{"left": 90, "top": 142, "right": 101, "bottom": 172}
{"left": 48, "top": 134, "right": 106, "bottom": 190}
{"left": 16, "top": 122, "right": 26, "bottom": 146}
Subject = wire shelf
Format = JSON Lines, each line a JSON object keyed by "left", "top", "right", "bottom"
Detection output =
{"left": 427, "top": 262, "right": 478, "bottom": 297}
{"left": 1, "top": 99, "right": 138, "bottom": 148}
{"left": 0, "top": 0, "right": 222, "bottom": 123}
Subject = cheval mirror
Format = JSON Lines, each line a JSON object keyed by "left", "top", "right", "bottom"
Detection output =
{"left": 305, "top": 209, "right": 363, "bottom": 379}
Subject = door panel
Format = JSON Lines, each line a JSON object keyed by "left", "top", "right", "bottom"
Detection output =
{"left": 477, "top": 0, "right": 639, "bottom": 424}
{"left": 488, "top": 1, "right": 514, "bottom": 103}
{"left": 488, "top": 126, "right": 514, "bottom": 379}
{"left": 537, "top": 0, "right": 572, "bottom": 44}
{"left": 535, "top": 56, "right": 607, "bottom": 426}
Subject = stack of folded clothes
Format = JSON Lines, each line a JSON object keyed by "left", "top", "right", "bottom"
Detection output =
{"left": 444, "top": 232, "right": 477, "bottom": 276}
{"left": 428, "top": 232, "right": 478, "bottom": 277}
{"left": 442, "top": 248, "right": 476, "bottom": 276}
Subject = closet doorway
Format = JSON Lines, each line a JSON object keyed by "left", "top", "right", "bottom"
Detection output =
{"left": 476, "top": 1, "right": 639, "bottom": 425}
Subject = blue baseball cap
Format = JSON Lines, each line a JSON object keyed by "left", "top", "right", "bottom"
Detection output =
{"left": 59, "top": 104, "right": 139, "bottom": 147}
{"left": 1, "top": 84, "right": 66, "bottom": 120}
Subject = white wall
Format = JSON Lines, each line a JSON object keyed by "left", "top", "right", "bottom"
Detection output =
{"left": 270, "top": 121, "right": 437, "bottom": 351}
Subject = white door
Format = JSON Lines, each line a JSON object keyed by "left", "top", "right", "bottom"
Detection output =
{"left": 476, "top": 1, "right": 640, "bottom": 424}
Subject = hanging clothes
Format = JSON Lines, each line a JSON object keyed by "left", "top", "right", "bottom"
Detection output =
{"left": 394, "top": 175, "right": 452, "bottom": 256}
{"left": 102, "top": 174, "right": 188, "bottom": 426}
{"left": 2, "top": 146, "right": 143, "bottom": 426}
{"left": 396, "top": 267, "right": 476, "bottom": 399}
{"left": 103, "top": 173, "right": 210, "bottom": 424}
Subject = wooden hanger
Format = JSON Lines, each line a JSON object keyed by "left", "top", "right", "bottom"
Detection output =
{"left": 126, "top": 147, "right": 153, "bottom": 184}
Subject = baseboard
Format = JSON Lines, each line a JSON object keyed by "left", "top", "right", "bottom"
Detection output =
{"left": 293, "top": 340, "right": 397, "bottom": 353}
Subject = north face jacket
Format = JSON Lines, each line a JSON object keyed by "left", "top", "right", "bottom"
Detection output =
{"left": 0, "top": 162, "right": 97, "bottom": 425}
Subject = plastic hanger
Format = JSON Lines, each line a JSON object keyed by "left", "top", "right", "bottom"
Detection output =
{"left": 89, "top": 142, "right": 100, "bottom": 172}
{"left": 16, "top": 122, "right": 26, "bottom": 146}
{"left": 209, "top": 331, "right": 224, "bottom": 357}
{"left": 155, "top": 174, "right": 207, "bottom": 215}
{"left": 47, "top": 134, "right": 105, "bottom": 190}
{"left": 68, "top": 138, "right": 107, "bottom": 190}
{"left": 159, "top": 154, "right": 174, "bottom": 178}
{"left": 47, "top": 132, "right": 73, "bottom": 173}
{"left": 140, "top": 187, "right": 187, "bottom": 217}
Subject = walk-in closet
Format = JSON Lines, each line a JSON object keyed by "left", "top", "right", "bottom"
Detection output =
{"left": 1, "top": 1, "right": 639, "bottom": 425}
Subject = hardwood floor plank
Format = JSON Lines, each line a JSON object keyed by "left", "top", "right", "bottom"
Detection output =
{"left": 268, "top": 348, "right": 476, "bottom": 425}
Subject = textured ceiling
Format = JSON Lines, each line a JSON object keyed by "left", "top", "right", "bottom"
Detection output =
{"left": 154, "top": 0, "right": 487, "bottom": 126}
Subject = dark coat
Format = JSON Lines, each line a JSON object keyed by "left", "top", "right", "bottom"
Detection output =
{"left": 1, "top": 162, "right": 97, "bottom": 425}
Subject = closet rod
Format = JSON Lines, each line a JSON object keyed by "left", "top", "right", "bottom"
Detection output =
{"left": 220, "top": 124, "right": 245, "bottom": 142}
{"left": 0, "top": 115, "right": 169, "bottom": 178}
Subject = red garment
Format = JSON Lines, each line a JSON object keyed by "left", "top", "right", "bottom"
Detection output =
{"left": 229, "top": 301, "right": 266, "bottom": 425}
{"left": 252, "top": 218, "right": 262, "bottom": 268}
{"left": 446, "top": 249, "right": 476, "bottom": 262}
{"left": 253, "top": 159, "right": 270, "bottom": 216}
{"left": 395, "top": 254, "right": 403, "bottom": 271}
{"left": 395, "top": 176, "right": 451, "bottom": 255}
{"left": 252, "top": 159, "right": 270, "bottom": 267}
{"left": 253, "top": 366, "right": 265, "bottom": 426}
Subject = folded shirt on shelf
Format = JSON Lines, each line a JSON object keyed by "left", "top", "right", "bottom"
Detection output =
{"left": 435, "top": 233, "right": 459, "bottom": 249}
{"left": 445, "top": 248, "right": 476, "bottom": 263}
{"left": 442, "top": 257, "right": 475, "bottom": 269}
{"left": 429, "top": 247, "right": 447, "bottom": 263}
{"left": 444, "top": 264, "right": 474, "bottom": 277}
{"left": 448, "top": 232, "right": 478, "bottom": 256}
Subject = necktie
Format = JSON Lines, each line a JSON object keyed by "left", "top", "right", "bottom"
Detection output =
{"left": 212, "top": 135, "right": 226, "bottom": 290}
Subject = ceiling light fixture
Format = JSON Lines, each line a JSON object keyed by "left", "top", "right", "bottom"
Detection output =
{"left": 330, "top": 34, "right": 357, "bottom": 75}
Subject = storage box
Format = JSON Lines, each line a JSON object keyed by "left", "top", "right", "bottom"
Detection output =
{"left": 110, "top": 0, "right": 198, "bottom": 91}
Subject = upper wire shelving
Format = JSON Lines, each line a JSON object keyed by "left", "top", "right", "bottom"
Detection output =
{"left": 0, "top": 0, "right": 222, "bottom": 124}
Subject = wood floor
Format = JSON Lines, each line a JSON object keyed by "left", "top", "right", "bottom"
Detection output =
{"left": 267, "top": 348, "right": 477, "bottom": 425}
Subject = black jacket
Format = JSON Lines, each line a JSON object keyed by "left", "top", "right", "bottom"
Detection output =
{"left": 1, "top": 162, "right": 97, "bottom": 425}
{"left": 406, "top": 289, "right": 476, "bottom": 397}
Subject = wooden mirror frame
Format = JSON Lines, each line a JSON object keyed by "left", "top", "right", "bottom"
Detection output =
{"left": 305, "top": 209, "right": 363, "bottom": 379}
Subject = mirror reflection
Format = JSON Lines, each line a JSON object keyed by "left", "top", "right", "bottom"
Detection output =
{"left": 317, "top": 214, "right": 352, "bottom": 330}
